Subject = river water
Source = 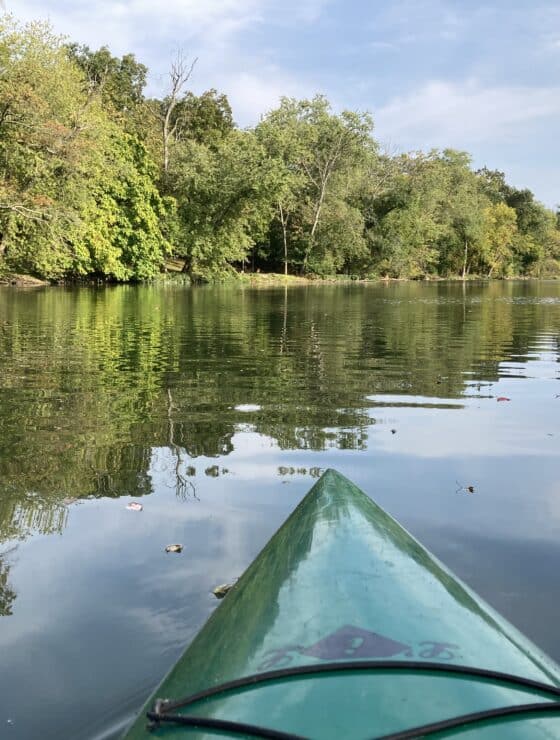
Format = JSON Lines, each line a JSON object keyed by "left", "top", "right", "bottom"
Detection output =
{"left": 1, "top": 281, "right": 559, "bottom": 738}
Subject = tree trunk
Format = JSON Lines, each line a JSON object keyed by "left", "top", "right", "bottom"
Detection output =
{"left": 163, "top": 114, "right": 171, "bottom": 175}
{"left": 310, "top": 180, "right": 327, "bottom": 242}
{"left": 461, "top": 240, "right": 468, "bottom": 279}
{"left": 303, "top": 174, "right": 330, "bottom": 273}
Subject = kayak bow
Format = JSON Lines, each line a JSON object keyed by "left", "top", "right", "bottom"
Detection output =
{"left": 123, "top": 469, "right": 560, "bottom": 738}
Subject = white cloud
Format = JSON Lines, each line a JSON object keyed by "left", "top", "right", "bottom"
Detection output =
{"left": 10, "top": 0, "right": 328, "bottom": 55}
{"left": 369, "top": 0, "right": 471, "bottom": 46}
{"left": 368, "top": 40, "right": 398, "bottom": 51}
{"left": 223, "top": 70, "right": 311, "bottom": 124}
{"left": 12, "top": 0, "right": 264, "bottom": 56}
{"left": 375, "top": 79, "right": 560, "bottom": 149}
{"left": 373, "top": 78, "right": 560, "bottom": 205}
{"left": 9, "top": 0, "right": 319, "bottom": 124}
{"left": 541, "top": 34, "right": 560, "bottom": 53}
{"left": 293, "top": 0, "right": 329, "bottom": 23}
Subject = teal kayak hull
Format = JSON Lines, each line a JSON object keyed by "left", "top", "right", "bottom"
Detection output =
{"left": 123, "top": 470, "right": 560, "bottom": 738}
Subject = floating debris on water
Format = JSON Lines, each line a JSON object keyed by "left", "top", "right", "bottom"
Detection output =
{"left": 391, "top": 429, "right": 397, "bottom": 434}
{"left": 456, "top": 481, "right": 475, "bottom": 495}
{"left": 126, "top": 502, "right": 143, "bottom": 512}
{"left": 234, "top": 404, "right": 261, "bottom": 412}
{"left": 165, "top": 544, "right": 183, "bottom": 553}
{"left": 497, "top": 397, "right": 511, "bottom": 402}
{"left": 213, "top": 582, "right": 235, "bottom": 599}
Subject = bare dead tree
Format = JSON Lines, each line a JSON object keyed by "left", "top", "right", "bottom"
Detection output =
{"left": 162, "top": 52, "right": 197, "bottom": 175}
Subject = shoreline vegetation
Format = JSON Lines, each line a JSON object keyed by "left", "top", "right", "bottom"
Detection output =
{"left": 1, "top": 268, "right": 554, "bottom": 289}
{"left": 1, "top": 17, "right": 559, "bottom": 286}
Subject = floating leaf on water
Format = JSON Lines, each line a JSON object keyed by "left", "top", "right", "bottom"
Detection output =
{"left": 165, "top": 544, "right": 183, "bottom": 553}
{"left": 213, "top": 582, "right": 235, "bottom": 599}
{"left": 497, "top": 397, "right": 511, "bottom": 402}
{"left": 126, "top": 502, "right": 143, "bottom": 512}
{"left": 234, "top": 404, "right": 261, "bottom": 412}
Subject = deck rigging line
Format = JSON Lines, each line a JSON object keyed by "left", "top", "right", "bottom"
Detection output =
{"left": 146, "top": 660, "right": 560, "bottom": 737}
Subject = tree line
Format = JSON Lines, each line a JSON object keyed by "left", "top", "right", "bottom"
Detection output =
{"left": 1, "top": 18, "right": 559, "bottom": 282}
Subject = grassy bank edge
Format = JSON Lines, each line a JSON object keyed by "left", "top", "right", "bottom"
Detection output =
{"left": 1, "top": 269, "right": 557, "bottom": 289}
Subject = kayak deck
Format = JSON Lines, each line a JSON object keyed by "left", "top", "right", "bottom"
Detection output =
{"left": 123, "top": 470, "right": 560, "bottom": 738}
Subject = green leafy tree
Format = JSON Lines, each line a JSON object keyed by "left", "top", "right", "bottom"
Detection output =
{"left": 257, "top": 96, "right": 374, "bottom": 274}
{"left": 72, "top": 132, "right": 170, "bottom": 280}
{"left": 434, "top": 150, "right": 488, "bottom": 277}
{"left": 0, "top": 18, "right": 95, "bottom": 276}
{"left": 256, "top": 104, "right": 310, "bottom": 275}
{"left": 172, "top": 89, "right": 234, "bottom": 147}
{"left": 480, "top": 202, "right": 518, "bottom": 277}
{"left": 168, "top": 130, "right": 278, "bottom": 278}
{"left": 476, "top": 167, "right": 558, "bottom": 275}
{"left": 66, "top": 43, "right": 147, "bottom": 117}
{"left": 365, "top": 152, "right": 449, "bottom": 277}
{"left": 0, "top": 19, "right": 168, "bottom": 280}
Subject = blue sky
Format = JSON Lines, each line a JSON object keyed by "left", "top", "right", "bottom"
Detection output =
{"left": 9, "top": 0, "right": 560, "bottom": 208}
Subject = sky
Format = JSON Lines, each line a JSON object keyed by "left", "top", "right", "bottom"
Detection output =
{"left": 7, "top": 0, "right": 560, "bottom": 208}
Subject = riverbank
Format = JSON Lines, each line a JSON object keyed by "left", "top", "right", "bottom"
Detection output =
{"left": 0, "top": 272, "right": 49, "bottom": 287}
{"left": 1, "top": 268, "right": 555, "bottom": 289}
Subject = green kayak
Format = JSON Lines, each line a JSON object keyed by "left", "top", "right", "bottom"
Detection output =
{"left": 123, "top": 469, "right": 560, "bottom": 738}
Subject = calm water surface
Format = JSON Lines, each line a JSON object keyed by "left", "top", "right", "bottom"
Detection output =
{"left": 1, "top": 281, "right": 560, "bottom": 739}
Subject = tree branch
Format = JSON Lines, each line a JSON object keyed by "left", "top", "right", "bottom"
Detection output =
{"left": 0, "top": 203, "right": 47, "bottom": 221}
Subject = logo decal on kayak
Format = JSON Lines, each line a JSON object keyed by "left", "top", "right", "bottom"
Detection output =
{"left": 417, "top": 641, "right": 459, "bottom": 660}
{"left": 300, "top": 625, "right": 412, "bottom": 660}
{"left": 258, "top": 627, "right": 460, "bottom": 670}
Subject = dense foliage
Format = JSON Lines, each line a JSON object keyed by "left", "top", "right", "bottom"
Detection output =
{"left": 1, "top": 17, "right": 558, "bottom": 281}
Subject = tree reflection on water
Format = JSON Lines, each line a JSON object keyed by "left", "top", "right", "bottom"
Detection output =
{"left": 0, "top": 280, "right": 558, "bottom": 554}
